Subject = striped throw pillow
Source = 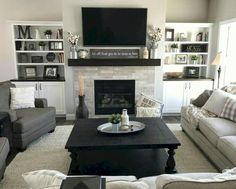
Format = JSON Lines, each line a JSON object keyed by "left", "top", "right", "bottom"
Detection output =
{"left": 220, "top": 97, "right": 236, "bottom": 122}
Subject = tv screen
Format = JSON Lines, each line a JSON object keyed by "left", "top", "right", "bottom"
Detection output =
{"left": 82, "top": 8, "right": 147, "bottom": 46}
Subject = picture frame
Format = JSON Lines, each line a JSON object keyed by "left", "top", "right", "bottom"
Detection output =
{"left": 175, "top": 54, "right": 188, "bottom": 64}
{"left": 179, "top": 33, "right": 187, "bottom": 41}
{"left": 31, "top": 56, "right": 43, "bottom": 63}
{"left": 49, "top": 41, "right": 63, "bottom": 50}
{"left": 25, "top": 66, "right": 37, "bottom": 78}
{"left": 44, "top": 66, "right": 58, "bottom": 78}
{"left": 184, "top": 67, "right": 200, "bottom": 78}
{"left": 18, "top": 53, "right": 28, "bottom": 63}
{"left": 165, "top": 29, "right": 174, "bottom": 41}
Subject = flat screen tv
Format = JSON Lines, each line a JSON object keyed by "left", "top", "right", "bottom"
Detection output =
{"left": 82, "top": 8, "right": 147, "bottom": 46}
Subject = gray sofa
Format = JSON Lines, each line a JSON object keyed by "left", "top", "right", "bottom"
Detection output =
{"left": 0, "top": 137, "right": 9, "bottom": 180}
{"left": 0, "top": 81, "right": 56, "bottom": 151}
{"left": 181, "top": 103, "right": 236, "bottom": 170}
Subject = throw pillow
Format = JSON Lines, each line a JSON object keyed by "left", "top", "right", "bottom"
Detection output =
{"left": 22, "top": 170, "right": 66, "bottom": 189}
{"left": 106, "top": 181, "right": 149, "bottom": 189}
{"left": 192, "top": 90, "right": 213, "bottom": 107}
{"left": 136, "top": 93, "right": 162, "bottom": 108}
{"left": 220, "top": 97, "right": 236, "bottom": 122}
{"left": 202, "top": 89, "right": 229, "bottom": 116}
{"left": 10, "top": 87, "right": 35, "bottom": 109}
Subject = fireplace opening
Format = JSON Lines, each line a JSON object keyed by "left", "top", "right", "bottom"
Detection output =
{"left": 95, "top": 80, "right": 135, "bottom": 115}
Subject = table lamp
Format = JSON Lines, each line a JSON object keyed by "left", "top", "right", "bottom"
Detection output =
{"left": 211, "top": 52, "right": 222, "bottom": 88}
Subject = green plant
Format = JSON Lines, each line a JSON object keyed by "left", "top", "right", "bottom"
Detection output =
{"left": 44, "top": 30, "right": 52, "bottom": 35}
{"left": 108, "top": 114, "right": 121, "bottom": 124}
{"left": 191, "top": 55, "right": 198, "bottom": 60}
{"left": 170, "top": 43, "right": 178, "bottom": 48}
{"left": 38, "top": 41, "right": 46, "bottom": 46}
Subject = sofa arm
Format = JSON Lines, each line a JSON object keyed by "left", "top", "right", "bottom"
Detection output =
{"left": 35, "top": 98, "right": 48, "bottom": 108}
{"left": 0, "top": 109, "right": 17, "bottom": 122}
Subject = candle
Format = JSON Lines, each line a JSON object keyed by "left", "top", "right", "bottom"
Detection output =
{"left": 79, "top": 75, "right": 84, "bottom": 96}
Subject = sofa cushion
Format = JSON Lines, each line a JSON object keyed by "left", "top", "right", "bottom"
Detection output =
{"left": 106, "top": 181, "right": 149, "bottom": 189}
{"left": 0, "top": 137, "right": 10, "bottom": 169}
{"left": 10, "top": 87, "right": 35, "bottom": 110}
{"left": 192, "top": 90, "right": 213, "bottom": 107}
{"left": 13, "top": 107, "right": 55, "bottom": 133}
{"left": 220, "top": 97, "right": 236, "bottom": 122}
{"left": 217, "top": 136, "right": 236, "bottom": 165}
{"left": 199, "top": 118, "right": 236, "bottom": 146}
{"left": 0, "top": 82, "right": 11, "bottom": 109}
{"left": 202, "top": 89, "right": 229, "bottom": 116}
{"left": 103, "top": 176, "right": 137, "bottom": 182}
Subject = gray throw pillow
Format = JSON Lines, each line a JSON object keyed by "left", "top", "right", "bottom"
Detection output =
{"left": 192, "top": 90, "right": 213, "bottom": 107}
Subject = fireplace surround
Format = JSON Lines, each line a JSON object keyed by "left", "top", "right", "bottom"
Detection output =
{"left": 95, "top": 80, "right": 135, "bottom": 115}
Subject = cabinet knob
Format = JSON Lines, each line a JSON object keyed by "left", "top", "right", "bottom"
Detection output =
{"left": 35, "top": 84, "right": 38, "bottom": 91}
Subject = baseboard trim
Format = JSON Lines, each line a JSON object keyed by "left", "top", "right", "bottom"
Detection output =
{"left": 66, "top": 114, "right": 75, "bottom": 120}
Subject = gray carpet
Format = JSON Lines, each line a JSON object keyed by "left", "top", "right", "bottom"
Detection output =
{"left": 0, "top": 124, "right": 217, "bottom": 189}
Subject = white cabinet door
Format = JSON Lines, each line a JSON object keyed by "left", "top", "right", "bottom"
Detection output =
{"left": 187, "top": 81, "right": 213, "bottom": 105}
{"left": 39, "top": 82, "right": 65, "bottom": 114}
{"left": 12, "top": 82, "right": 40, "bottom": 98}
{"left": 163, "top": 81, "right": 186, "bottom": 113}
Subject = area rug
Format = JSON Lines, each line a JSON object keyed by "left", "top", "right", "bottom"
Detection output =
{"left": 0, "top": 124, "right": 217, "bottom": 189}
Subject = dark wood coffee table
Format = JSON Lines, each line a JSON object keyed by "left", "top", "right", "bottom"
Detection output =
{"left": 65, "top": 118, "right": 180, "bottom": 178}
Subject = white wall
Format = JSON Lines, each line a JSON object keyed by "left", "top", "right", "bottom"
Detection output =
{"left": 207, "top": 0, "right": 236, "bottom": 79}
{"left": 166, "top": 0, "right": 209, "bottom": 22}
{"left": 62, "top": 0, "right": 167, "bottom": 118}
{"left": 0, "top": 0, "right": 62, "bottom": 82}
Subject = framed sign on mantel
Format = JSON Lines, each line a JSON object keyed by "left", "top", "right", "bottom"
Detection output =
{"left": 90, "top": 49, "right": 140, "bottom": 59}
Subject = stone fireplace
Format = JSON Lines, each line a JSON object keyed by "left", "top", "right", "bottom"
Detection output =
{"left": 73, "top": 66, "right": 156, "bottom": 117}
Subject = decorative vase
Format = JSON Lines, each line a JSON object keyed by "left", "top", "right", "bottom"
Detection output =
{"left": 121, "top": 109, "right": 129, "bottom": 126}
{"left": 76, "top": 95, "right": 89, "bottom": 119}
{"left": 112, "top": 123, "right": 120, "bottom": 132}
{"left": 35, "top": 29, "right": 41, "bottom": 39}
{"left": 39, "top": 46, "right": 45, "bottom": 51}
{"left": 70, "top": 45, "right": 78, "bottom": 59}
{"left": 45, "top": 34, "right": 51, "bottom": 39}
{"left": 150, "top": 42, "right": 158, "bottom": 59}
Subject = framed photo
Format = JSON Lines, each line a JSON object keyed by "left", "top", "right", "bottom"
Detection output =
{"left": 25, "top": 66, "right": 37, "bottom": 78}
{"left": 18, "top": 53, "right": 28, "bottom": 63}
{"left": 184, "top": 67, "right": 200, "bottom": 78}
{"left": 49, "top": 41, "right": 63, "bottom": 50}
{"left": 165, "top": 29, "right": 174, "bottom": 41}
{"left": 31, "top": 56, "right": 43, "bottom": 63}
{"left": 175, "top": 54, "right": 188, "bottom": 64}
{"left": 44, "top": 66, "right": 58, "bottom": 78}
{"left": 179, "top": 33, "right": 187, "bottom": 41}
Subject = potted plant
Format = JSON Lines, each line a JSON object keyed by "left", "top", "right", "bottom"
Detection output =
{"left": 147, "top": 25, "right": 162, "bottom": 59}
{"left": 108, "top": 114, "right": 121, "bottom": 132}
{"left": 44, "top": 30, "right": 52, "bottom": 39}
{"left": 191, "top": 55, "right": 198, "bottom": 64}
{"left": 67, "top": 32, "right": 80, "bottom": 59}
{"left": 38, "top": 41, "right": 46, "bottom": 51}
{"left": 170, "top": 43, "right": 178, "bottom": 52}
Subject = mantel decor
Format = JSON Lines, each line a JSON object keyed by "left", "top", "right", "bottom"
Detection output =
{"left": 67, "top": 32, "right": 80, "bottom": 59}
{"left": 90, "top": 49, "right": 139, "bottom": 59}
{"left": 148, "top": 26, "right": 162, "bottom": 59}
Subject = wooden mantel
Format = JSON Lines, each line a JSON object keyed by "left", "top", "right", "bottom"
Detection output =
{"left": 68, "top": 58, "right": 161, "bottom": 67}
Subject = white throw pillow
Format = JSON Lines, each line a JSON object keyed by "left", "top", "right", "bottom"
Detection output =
{"left": 22, "top": 170, "right": 66, "bottom": 189}
{"left": 202, "top": 89, "right": 229, "bottom": 116}
{"left": 10, "top": 87, "right": 35, "bottom": 109}
{"left": 106, "top": 181, "right": 149, "bottom": 189}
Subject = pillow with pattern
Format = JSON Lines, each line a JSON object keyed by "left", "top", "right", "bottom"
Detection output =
{"left": 220, "top": 97, "right": 236, "bottom": 122}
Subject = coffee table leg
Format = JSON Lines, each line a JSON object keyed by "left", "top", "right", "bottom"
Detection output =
{"left": 69, "top": 152, "right": 80, "bottom": 174}
{"left": 165, "top": 148, "right": 177, "bottom": 174}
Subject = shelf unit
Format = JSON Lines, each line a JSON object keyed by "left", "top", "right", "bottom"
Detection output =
{"left": 12, "top": 21, "right": 65, "bottom": 80}
{"left": 164, "top": 22, "right": 213, "bottom": 78}
{"left": 11, "top": 21, "right": 66, "bottom": 115}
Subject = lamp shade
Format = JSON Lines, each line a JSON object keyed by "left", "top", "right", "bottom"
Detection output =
{"left": 211, "top": 52, "right": 222, "bottom": 66}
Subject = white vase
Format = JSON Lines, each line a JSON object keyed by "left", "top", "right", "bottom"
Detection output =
{"left": 121, "top": 109, "right": 129, "bottom": 126}
{"left": 112, "top": 123, "right": 120, "bottom": 132}
{"left": 150, "top": 42, "right": 158, "bottom": 59}
{"left": 35, "top": 29, "right": 41, "bottom": 39}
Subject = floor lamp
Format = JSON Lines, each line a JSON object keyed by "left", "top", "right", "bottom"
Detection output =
{"left": 211, "top": 52, "right": 222, "bottom": 88}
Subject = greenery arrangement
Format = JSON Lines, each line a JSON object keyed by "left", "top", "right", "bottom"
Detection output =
{"left": 148, "top": 25, "right": 162, "bottom": 43}
{"left": 67, "top": 32, "right": 80, "bottom": 46}
{"left": 44, "top": 30, "right": 52, "bottom": 35}
{"left": 170, "top": 43, "right": 178, "bottom": 48}
{"left": 108, "top": 114, "right": 121, "bottom": 124}
{"left": 38, "top": 41, "right": 46, "bottom": 46}
{"left": 191, "top": 55, "right": 198, "bottom": 60}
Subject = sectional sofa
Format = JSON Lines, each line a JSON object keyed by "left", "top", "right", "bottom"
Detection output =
{"left": 181, "top": 87, "right": 236, "bottom": 170}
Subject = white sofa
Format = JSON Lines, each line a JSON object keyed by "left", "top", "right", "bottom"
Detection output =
{"left": 181, "top": 88, "right": 236, "bottom": 170}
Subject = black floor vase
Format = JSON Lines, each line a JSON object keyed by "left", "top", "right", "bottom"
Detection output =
{"left": 76, "top": 95, "right": 89, "bottom": 119}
